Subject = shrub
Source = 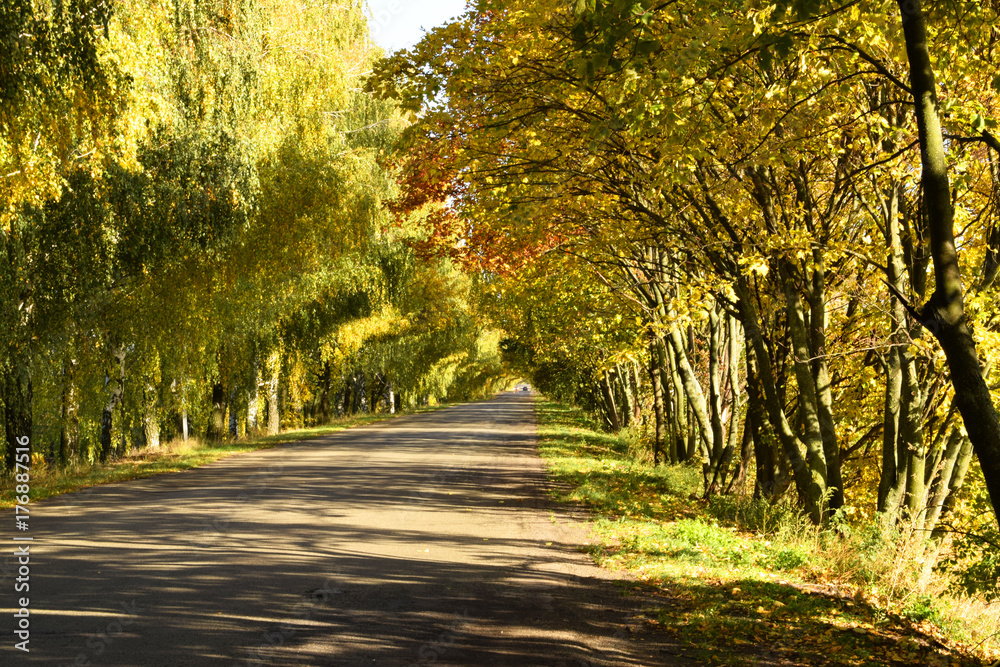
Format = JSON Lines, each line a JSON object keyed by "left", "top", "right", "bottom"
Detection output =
{"left": 706, "top": 493, "right": 809, "bottom": 536}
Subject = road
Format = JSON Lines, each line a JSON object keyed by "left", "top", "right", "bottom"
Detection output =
{"left": 3, "top": 393, "right": 687, "bottom": 666}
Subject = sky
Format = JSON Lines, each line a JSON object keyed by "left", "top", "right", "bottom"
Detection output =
{"left": 366, "top": 0, "right": 469, "bottom": 53}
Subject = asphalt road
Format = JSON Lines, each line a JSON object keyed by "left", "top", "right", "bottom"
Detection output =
{"left": 3, "top": 393, "right": 688, "bottom": 666}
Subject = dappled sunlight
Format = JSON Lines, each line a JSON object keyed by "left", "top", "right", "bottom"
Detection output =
{"left": 5, "top": 394, "right": 685, "bottom": 665}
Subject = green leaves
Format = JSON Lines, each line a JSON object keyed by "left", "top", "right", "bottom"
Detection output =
{"left": 1, "top": 0, "right": 506, "bottom": 467}
{"left": 758, "top": 33, "right": 795, "bottom": 73}
{"left": 573, "top": 0, "right": 598, "bottom": 18}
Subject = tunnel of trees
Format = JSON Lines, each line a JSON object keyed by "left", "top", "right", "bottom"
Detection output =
{"left": 6, "top": 0, "right": 1000, "bottom": 592}
{"left": 367, "top": 0, "right": 1000, "bottom": 555}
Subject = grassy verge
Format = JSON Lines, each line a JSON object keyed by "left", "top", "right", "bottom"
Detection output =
{"left": 1, "top": 407, "right": 442, "bottom": 508}
{"left": 534, "top": 398, "right": 997, "bottom": 667}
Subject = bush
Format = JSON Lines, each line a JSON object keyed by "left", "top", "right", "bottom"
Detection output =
{"left": 706, "top": 494, "right": 809, "bottom": 536}
{"left": 764, "top": 547, "right": 810, "bottom": 571}
{"left": 943, "top": 528, "right": 1000, "bottom": 597}
{"left": 664, "top": 518, "right": 757, "bottom": 565}
{"left": 902, "top": 594, "right": 944, "bottom": 624}
{"left": 938, "top": 489, "right": 1000, "bottom": 598}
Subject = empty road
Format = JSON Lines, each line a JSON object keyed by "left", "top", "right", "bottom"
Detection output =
{"left": 3, "top": 393, "right": 686, "bottom": 665}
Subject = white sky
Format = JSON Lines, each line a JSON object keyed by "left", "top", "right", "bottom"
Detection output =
{"left": 366, "top": 0, "right": 469, "bottom": 53}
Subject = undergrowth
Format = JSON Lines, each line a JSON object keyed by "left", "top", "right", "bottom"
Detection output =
{"left": 534, "top": 397, "right": 998, "bottom": 667}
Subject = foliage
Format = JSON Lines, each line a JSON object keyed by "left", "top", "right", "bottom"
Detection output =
{"left": 1, "top": 0, "right": 508, "bottom": 476}
{"left": 368, "top": 0, "right": 1000, "bottom": 580}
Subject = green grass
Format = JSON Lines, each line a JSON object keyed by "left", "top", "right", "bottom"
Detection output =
{"left": 534, "top": 397, "right": 993, "bottom": 667}
{"left": 1, "top": 407, "right": 442, "bottom": 508}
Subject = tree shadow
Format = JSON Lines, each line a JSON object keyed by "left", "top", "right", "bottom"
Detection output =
{"left": 8, "top": 394, "right": 697, "bottom": 666}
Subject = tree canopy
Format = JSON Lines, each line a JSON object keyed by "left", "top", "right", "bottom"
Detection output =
{"left": 367, "top": 0, "right": 1000, "bottom": 588}
{"left": 2, "top": 0, "right": 507, "bottom": 473}
{"left": 9, "top": 0, "right": 1000, "bottom": 597}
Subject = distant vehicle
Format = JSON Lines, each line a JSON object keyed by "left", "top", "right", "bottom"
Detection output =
{"left": 514, "top": 384, "right": 531, "bottom": 393}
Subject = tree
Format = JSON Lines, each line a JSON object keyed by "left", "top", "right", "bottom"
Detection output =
{"left": 893, "top": 0, "right": 1000, "bottom": 529}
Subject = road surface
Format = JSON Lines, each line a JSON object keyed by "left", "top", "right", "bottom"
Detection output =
{"left": 3, "top": 393, "right": 688, "bottom": 665}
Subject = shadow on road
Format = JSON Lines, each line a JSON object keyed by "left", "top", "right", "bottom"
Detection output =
{"left": 4, "top": 394, "right": 692, "bottom": 666}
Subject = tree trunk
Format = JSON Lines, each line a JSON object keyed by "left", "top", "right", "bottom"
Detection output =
{"left": 4, "top": 362, "right": 32, "bottom": 472}
{"left": 736, "top": 276, "right": 825, "bottom": 523}
{"left": 896, "top": 0, "right": 1000, "bottom": 530}
{"left": 143, "top": 379, "right": 160, "bottom": 449}
{"left": 925, "top": 429, "right": 973, "bottom": 533}
{"left": 629, "top": 363, "right": 642, "bottom": 422}
{"left": 649, "top": 331, "right": 666, "bottom": 465}
{"left": 726, "top": 414, "right": 753, "bottom": 495}
{"left": 667, "top": 325, "right": 713, "bottom": 459}
{"left": 706, "top": 303, "right": 727, "bottom": 493}
{"left": 662, "top": 336, "right": 684, "bottom": 462}
{"left": 228, "top": 389, "right": 238, "bottom": 437}
{"left": 778, "top": 262, "right": 831, "bottom": 519}
{"left": 247, "top": 362, "right": 259, "bottom": 434}
{"left": 879, "top": 180, "right": 914, "bottom": 517}
{"left": 930, "top": 434, "right": 974, "bottom": 537}
{"left": 745, "top": 342, "right": 778, "bottom": 499}
{"left": 100, "top": 348, "right": 126, "bottom": 462}
{"left": 209, "top": 382, "right": 226, "bottom": 441}
{"left": 342, "top": 378, "right": 353, "bottom": 416}
{"left": 901, "top": 351, "right": 927, "bottom": 522}
{"left": 725, "top": 314, "right": 743, "bottom": 465}
{"left": 879, "top": 345, "right": 907, "bottom": 515}
{"left": 614, "top": 367, "right": 633, "bottom": 428}
{"left": 600, "top": 370, "right": 621, "bottom": 432}
{"left": 709, "top": 314, "right": 744, "bottom": 496}
{"left": 807, "top": 253, "right": 844, "bottom": 513}
{"left": 320, "top": 362, "right": 331, "bottom": 423}
{"left": 266, "top": 350, "right": 281, "bottom": 436}
{"left": 355, "top": 372, "right": 368, "bottom": 414}
{"left": 60, "top": 356, "right": 79, "bottom": 465}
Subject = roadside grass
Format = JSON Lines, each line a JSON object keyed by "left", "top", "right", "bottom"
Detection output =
{"left": 1, "top": 407, "right": 441, "bottom": 508}
{"left": 534, "top": 397, "right": 997, "bottom": 667}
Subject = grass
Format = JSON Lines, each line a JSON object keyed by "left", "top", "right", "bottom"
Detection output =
{"left": 534, "top": 397, "right": 998, "bottom": 667}
{"left": 1, "top": 407, "right": 442, "bottom": 508}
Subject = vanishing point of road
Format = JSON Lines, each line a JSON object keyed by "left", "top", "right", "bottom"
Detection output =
{"left": 4, "top": 393, "right": 689, "bottom": 666}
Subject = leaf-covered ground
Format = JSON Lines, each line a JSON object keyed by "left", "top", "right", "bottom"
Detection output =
{"left": 534, "top": 398, "right": 994, "bottom": 667}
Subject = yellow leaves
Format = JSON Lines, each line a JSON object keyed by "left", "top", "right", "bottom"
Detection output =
{"left": 330, "top": 305, "right": 408, "bottom": 359}
{"left": 739, "top": 254, "right": 769, "bottom": 278}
